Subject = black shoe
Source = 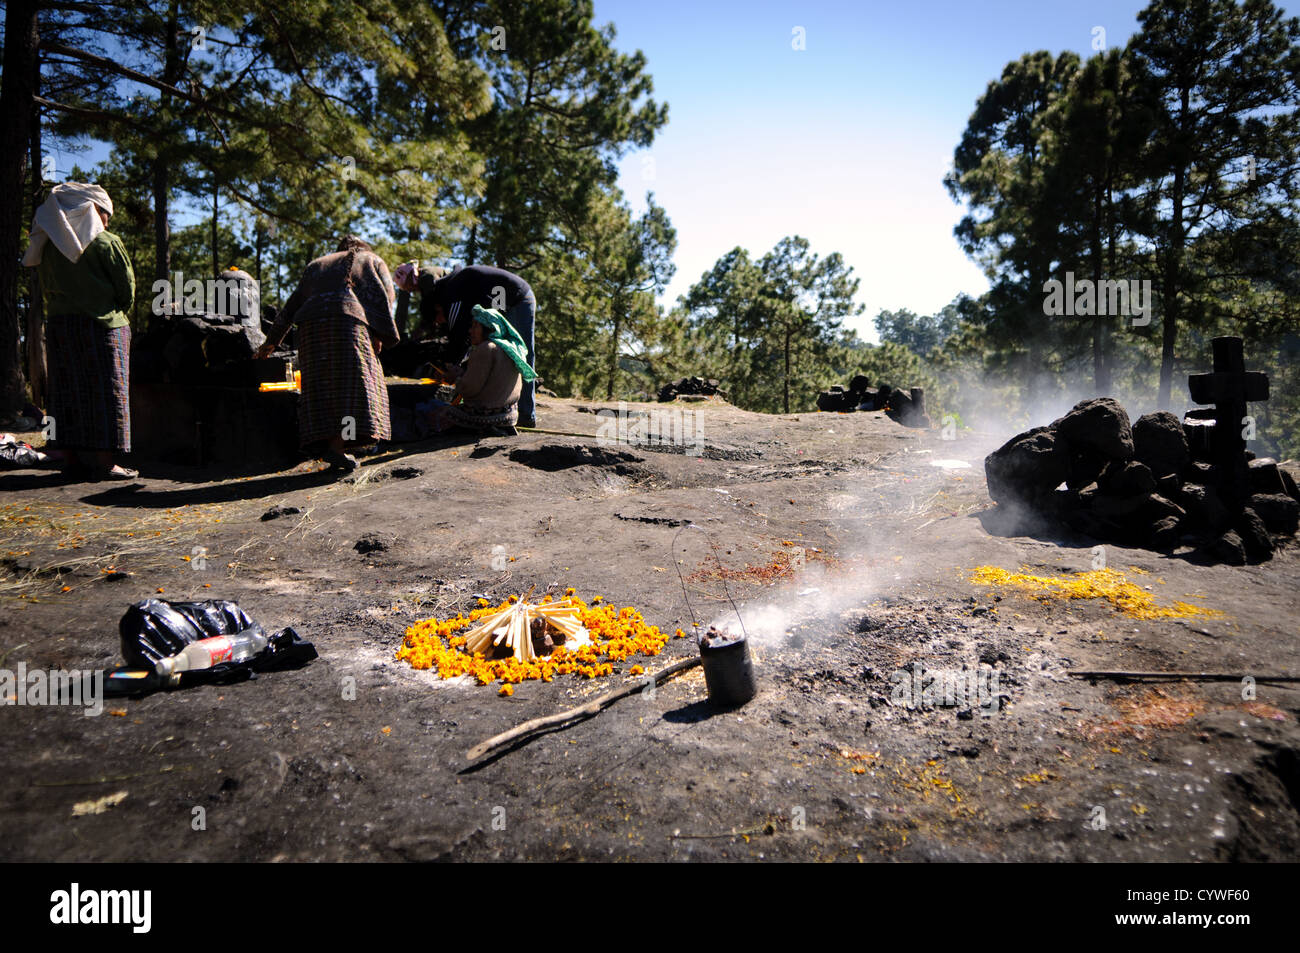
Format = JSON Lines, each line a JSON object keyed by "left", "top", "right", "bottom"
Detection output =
{"left": 324, "top": 451, "right": 358, "bottom": 472}
{"left": 517, "top": 416, "right": 536, "bottom": 429}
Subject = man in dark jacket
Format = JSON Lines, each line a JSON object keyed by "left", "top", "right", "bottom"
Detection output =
{"left": 396, "top": 263, "right": 537, "bottom": 428}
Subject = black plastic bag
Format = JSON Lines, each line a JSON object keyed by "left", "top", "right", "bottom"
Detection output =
{"left": 115, "top": 599, "right": 318, "bottom": 695}
{"left": 119, "top": 599, "right": 256, "bottom": 669}
{"left": 0, "top": 436, "right": 47, "bottom": 469}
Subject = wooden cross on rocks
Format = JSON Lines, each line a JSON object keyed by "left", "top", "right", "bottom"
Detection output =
{"left": 1187, "top": 336, "right": 1269, "bottom": 506}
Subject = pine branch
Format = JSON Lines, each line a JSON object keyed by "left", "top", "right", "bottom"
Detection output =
{"left": 42, "top": 41, "right": 246, "bottom": 124}
{"left": 33, "top": 95, "right": 151, "bottom": 132}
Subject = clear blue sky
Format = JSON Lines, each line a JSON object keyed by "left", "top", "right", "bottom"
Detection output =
{"left": 597, "top": 0, "right": 1156, "bottom": 341}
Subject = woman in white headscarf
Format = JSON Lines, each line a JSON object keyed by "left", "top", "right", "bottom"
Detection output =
{"left": 24, "top": 182, "right": 137, "bottom": 480}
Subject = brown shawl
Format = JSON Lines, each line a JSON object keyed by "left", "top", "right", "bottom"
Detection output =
{"left": 267, "top": 248, "right": 399, "bottom": 348}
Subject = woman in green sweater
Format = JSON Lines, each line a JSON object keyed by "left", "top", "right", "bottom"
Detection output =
{"left": 23, "top": 183, "right": 137, "bottom": 480}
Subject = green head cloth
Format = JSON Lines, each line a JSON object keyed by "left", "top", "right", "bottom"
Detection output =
{"left": 471, "top": 304, "right": 536, "bottom": 382}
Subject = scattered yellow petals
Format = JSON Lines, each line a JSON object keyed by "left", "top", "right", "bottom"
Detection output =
{"left": 970, "top": 566, "right": 1222, "bottom": 620}
{"left": 397, "top": 590, "right": 671, "bottom": 689}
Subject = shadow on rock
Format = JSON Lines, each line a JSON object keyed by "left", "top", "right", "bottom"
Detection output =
{"left": 663, "top": 700, "right": 728, "bottom": 723}
{"left": 973, "top": 503, "right": 1095, "bottom": 551}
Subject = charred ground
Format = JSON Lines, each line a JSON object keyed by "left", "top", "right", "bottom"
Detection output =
{"left": 1, "top": 397, "right": 1298, "bottom": 861}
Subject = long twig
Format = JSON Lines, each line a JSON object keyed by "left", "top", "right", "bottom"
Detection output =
{"left": 0, "top": 643, "right": 28, "bottom": 668}
{"left": 30, "top": 765, "right": 191, "bottom": 787}
{"left": 1069, "top": 670, "right": 1300, "bottom": 683}
{"left": 669, "top": 823, "right": 772, "bottom": 840}
{"left": 466, "top": 656, "right": 702, "bottom": 761}
{"left": 671, "top": 524, "right": 748, "bottom": 640}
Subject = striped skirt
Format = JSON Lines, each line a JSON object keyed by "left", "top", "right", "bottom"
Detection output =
{"left": 46, "top": 314, "right": 131, "bottom": 452}
{"left": 296, "top": 316, "right": 390, "bottom": 447}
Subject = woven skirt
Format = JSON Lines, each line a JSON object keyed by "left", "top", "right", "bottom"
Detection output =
{"left": 296, "top": 317, "right": 390, "bottom": 447}
{"left": 46, "top": 314, "right": 131, "bottom": 452}
{"left": 444, "top": 402, "right": 518, "bottom": 431}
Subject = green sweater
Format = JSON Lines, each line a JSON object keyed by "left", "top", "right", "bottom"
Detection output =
{"left": 37, "top": 230, "right": 135, "bottom": 329}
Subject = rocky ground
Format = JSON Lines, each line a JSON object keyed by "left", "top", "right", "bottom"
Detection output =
{"left": 1, "top": 395, "right": 1297, "bottom": 861}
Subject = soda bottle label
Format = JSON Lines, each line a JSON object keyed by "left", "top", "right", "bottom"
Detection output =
{"left": 203, "top": 637, "right": 234, "bottom": 665}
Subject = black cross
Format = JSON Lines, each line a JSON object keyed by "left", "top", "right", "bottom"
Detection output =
{"left": 1187, "top": 336, "right": 1268, "bottom": 506}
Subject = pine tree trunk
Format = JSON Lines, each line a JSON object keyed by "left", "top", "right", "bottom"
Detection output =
{"left": 783, "top": 324, "right": 791, "bottom": 414}
{"left": 210, "top": 170, "right": 218, "bottom": 279}
{"left": 606, "top": 292, "right": 622, "bottom": 400}
{"left": 1158, "top": 89, "right": 1190, "bottom": 411}
{"left": 1102, "top": 181, "right": 1118, "bottom": 396}
{"left": 1091, "top": 184, "right": 1109, "bottom": 394}
{"left": 397, "top": 224, "right": 418, "bottom": 335}
{"left": 1025, "top": 291, "right": 1046, "bottom": 409}
{"left": 153, "top": 160, "right": 170, "bottom": 284}
{"left": 26, "top": 52, "right": 47, "bottom": 409}
{"left": 0, "top": 0, "right": 39, "bottom": 419}
{"left": 254, "top": 222, "right": 264, "bottom": 284}
{"left": 1158, "top": 174, "right": 1184, "bottom": 411}
{"left": 152, "top": 1, "right": 181, "bottom": 286}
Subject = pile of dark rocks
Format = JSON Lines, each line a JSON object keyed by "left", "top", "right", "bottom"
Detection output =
{"left": 658, "top": 377, "right": 725, "bottom": 402}
{"left": 984, "top": 397, "right": 1299, "bottom": 563}
{"left": 817, "top": 377, "right": 931, "bottom": 428}
{"left": 133, "top": 311, "right": 268, "bottom": 386}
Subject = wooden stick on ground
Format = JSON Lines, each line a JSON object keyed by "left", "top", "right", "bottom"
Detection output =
{"left": 1069, "top": 670, "right": 1300, "bottom": 683}
{"left": 515, "top": 426, "right": 595, "bottom": 438}
{"left": 467, "top": 656, "right": 702, "bottom": 762}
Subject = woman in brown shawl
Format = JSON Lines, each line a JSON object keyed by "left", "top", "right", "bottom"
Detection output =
{"left": 257, "top": 236, "right": 398, "bottom": 471}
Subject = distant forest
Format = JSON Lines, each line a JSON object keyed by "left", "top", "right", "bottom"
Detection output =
{"left": 1, "top": 0, "right": 1297, "bottom": 457}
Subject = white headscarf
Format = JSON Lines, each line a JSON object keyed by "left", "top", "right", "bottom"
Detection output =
{"left": 22, "top": 182, "right": 115, "bottom": 267}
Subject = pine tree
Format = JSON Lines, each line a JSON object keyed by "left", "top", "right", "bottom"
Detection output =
{"left": 1040, "top": 47, "right": 1155, "bottom": 393}
{"left": 466, "top": 0, "right": 667, "bottom": 271}
{"left": 945, "top": 51, "right": 1081, "bottom": 409}
{"left": 1131, "top": 0, "right": 1300, "bottom": 407}
{"left": 679, "top": 238, "right": 862, "bottom": 414}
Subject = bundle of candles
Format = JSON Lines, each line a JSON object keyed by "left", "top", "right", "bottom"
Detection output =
{"left": 461, "top": 596, "right": 592, "bottom": 663}
{"left": 258, "top": 370, "right": 302, "bottom": 393}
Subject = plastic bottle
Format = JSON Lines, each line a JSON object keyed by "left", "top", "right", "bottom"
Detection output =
{"left": 155, "top": 626, "right": 268, "bottom": 683}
